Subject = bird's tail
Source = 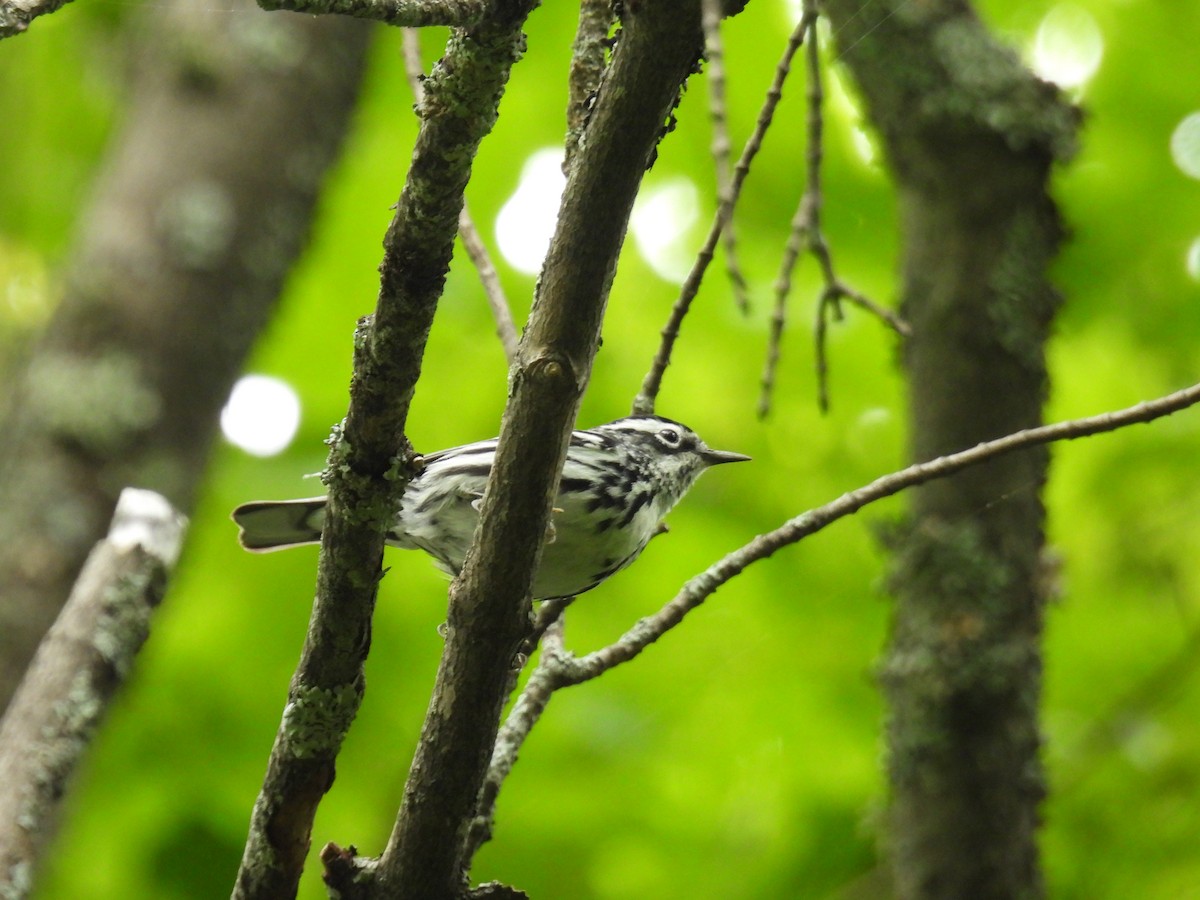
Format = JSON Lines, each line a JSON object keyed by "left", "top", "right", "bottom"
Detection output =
{"left": 231, "top": 497, "right": 326, "bottom": 551}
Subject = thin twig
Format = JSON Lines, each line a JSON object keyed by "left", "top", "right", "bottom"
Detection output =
{"left": 404, "top": 28, "right": 519, "bottom": 364}
{"left": 758, "top": 5, "right": 908, "bottom": 417}
{"left": 803, "top": 20, "right": 834, "bottom": 411}
{"left": 459, "top": 209, "right": 520, "bottom": 363}
{"left": 760, "top": 196, "right": 810, "bottom": 417}
{"left": 528, "top": 596, "right": 574, "bottom": 648}
{"left": 465, "top": 615, "right": 569, "bottom": 861}
{"left": 588, "top": 381, "right": 1200, "bottom": 681}
{"left": 465, "top": 379, "right": 1200, "bottom": 805}
{"left": 702, "top": 0, "right": 750, "bottom": 313}
{"left": 634, "top": 16, "right": 810, "bottom": 415}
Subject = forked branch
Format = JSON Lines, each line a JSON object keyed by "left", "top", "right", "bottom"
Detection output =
{"left": 634, "top": 15, "right": 810, "bottom": 415}
{"left": 359, "top": 3, "right": 709, "bottom": 898}
{"left": 759, "top": 4, "right": 908, "bottom": 417}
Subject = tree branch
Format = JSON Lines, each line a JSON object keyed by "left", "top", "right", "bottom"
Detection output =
{"left": 701, "top": 0, "right": 750, "bottom": 313}
{"left": 564, "top": 0, "right": 612, "bottom": 170}
{"left": 0, "top": 489, "right": 185, "bottom": 897}
{"left": 595, "top": 382, "right": 1200, "bottom": 676}
{"left": 258, "top": 0, "right": 489, "bottom": 27}
{"left": 401, "top": 28, "right": 519, "bottom": 363}
{"left": 465, "top": 614, "right": 567, "bottom": 861}
{"left": 369, "top": 3, "right": 706, "bottom": 897}
{"left": 459, "top": 202, "right": 520, "bottom": 363}
{"left": 232, "top": 2, "right": 536, "bottom": 896}
{"left": 0, "top": 0, "right": 71, "bottom": 38}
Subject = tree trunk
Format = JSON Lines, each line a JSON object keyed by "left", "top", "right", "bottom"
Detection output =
{"left": 0, "top": 0, "right": 370, "bottom": 711}
{"left": 821, "top": 1, "right": 1079, "bottom": 896}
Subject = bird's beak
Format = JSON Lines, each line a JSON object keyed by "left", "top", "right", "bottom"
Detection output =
{"left": 701, "top": 448, "right": 752, "bottom": 466}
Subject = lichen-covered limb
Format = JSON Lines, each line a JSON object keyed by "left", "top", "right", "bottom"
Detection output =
{"left": 0, "top": 489, "right": 185, "bottom": 899}
{"left": 232, "top": 2, "right": 540, "bottom": 898}
{"left": 0, "top": 0, "right": 73, "bottom": 39}
{"left": 816, "top": 2, "right": 1079, "bottom": 895}
{"left": 370, "top": 1, "right": 707, "bottom": 896}
{"left": 258, "top": 0, "right": 488, "bottom": 27}
{"left": 563, "top": 0, "right": 612, "bottom": 168}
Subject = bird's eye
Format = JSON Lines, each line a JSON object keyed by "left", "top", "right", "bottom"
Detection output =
{"left": 658, "top": 427, "right": 681, "bottom": 446}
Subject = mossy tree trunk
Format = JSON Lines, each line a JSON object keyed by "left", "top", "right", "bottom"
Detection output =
{"left": 821, "top": 1, "right": 1079, "bottom": 896}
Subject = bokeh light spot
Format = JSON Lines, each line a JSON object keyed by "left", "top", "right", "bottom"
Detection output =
{"left": 1170, "top": 113, "right": 1200, "bottom": 180}
{"left": 1186, "top": 237, "right": 1200, "bottom": 281}
{"left": 495, "top": 148, "right": 566, "bottom": 275}
{"left": 1032, "top": 5, "right": 1103, "bottom": 89}
{"left": 221, "top": 374, "right": 301, "bottom": 457}
{"left": 630, "top": 177, "right": 700, "bottom": 283}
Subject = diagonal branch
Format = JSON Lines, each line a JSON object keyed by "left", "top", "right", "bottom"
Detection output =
{"left": 590, "top": 380, "right": 1200, "bottom": 677}
{"left": 458, "top": 204, "right": 520, "bottom": 363}
{"left": 401, "top": 28, "right": 519, "bottom": 363}
{"left": 259, "top": 0, "right": 489, "bottom": 27}
{"left": 0, "top": 490, "right": 185, "bottom": 896}
{"left": 232, "top": 3, "right": 537, "bottom": 896}
{"left": 564, "top": 0, "right": 613, "bottom": 169}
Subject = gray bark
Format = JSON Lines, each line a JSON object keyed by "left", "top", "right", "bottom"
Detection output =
{"left": 821, "top": 1, "right": 1079, "bottom": 896}
{"left": 0, "top": 489, "right": 185, "bottom": 899}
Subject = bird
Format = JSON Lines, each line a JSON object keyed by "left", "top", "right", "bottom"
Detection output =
{"left": 232, "top": 415, "right": 749, "bottom": 600}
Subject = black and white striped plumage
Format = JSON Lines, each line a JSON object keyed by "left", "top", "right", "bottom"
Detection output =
{"left": 232, "top": 415, "right": 749, "bottom": 600}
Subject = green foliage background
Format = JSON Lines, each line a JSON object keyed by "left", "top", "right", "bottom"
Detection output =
{"left": 3, "top": 1, "right": 1200, "bottom": 897}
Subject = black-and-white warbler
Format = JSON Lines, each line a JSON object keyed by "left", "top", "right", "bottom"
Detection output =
{"left": 232, "top": 415, "right": 749, "bottom": 599}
